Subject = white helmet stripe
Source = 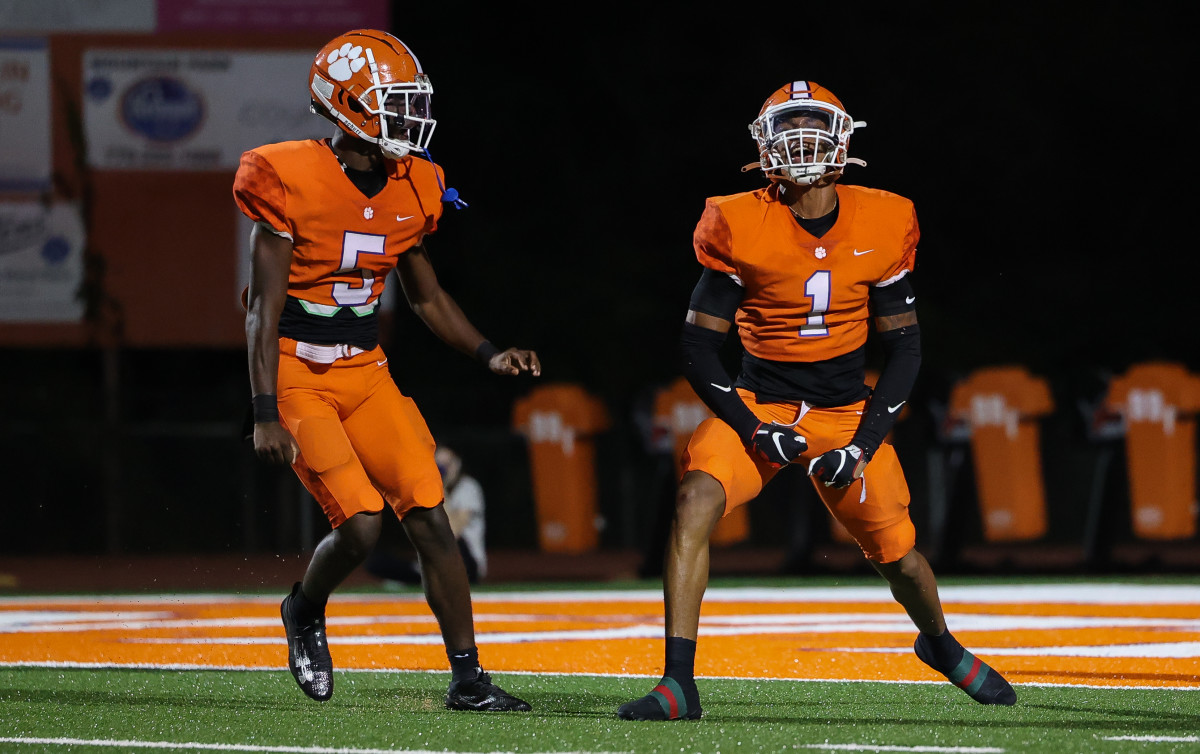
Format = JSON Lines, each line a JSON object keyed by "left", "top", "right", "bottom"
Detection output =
{"left": 364, "top": 47, "right": 383, "bottom": 109}
{"left": 407, "top": 45, "right": 424, "bottom": 74}
{"left": 792, "top": 81, "right": 813, "bottom": 100}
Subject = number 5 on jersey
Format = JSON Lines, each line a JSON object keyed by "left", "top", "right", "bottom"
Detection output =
{"left": 333, "top": 232, "right": 386, "bottom": 306}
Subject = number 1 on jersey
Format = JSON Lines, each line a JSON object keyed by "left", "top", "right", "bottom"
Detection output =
{"left": 800, "top": 270, "right": 830, "bottom": 336}
{"left": 333, "top": 231, "right": 386, "bottom": 306}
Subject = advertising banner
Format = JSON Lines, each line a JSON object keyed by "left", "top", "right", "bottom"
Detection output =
{"left": 0, "top": 1, "right": 155, "bottom": 33}
{"left": 156, "top": 0, "right": 387, "bottom": 32}
{"left": 0, "top": 201, "right": 86, "bottom": 322}
{"left": 0, "top": 38, "right": 52, "bottom": 192}
{"left": 82, "top": 49, "right": 332, "bottom": 171}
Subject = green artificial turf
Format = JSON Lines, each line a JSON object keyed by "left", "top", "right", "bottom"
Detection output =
{"left": 1, "top": 667, "right": 1197, "bottom": 754}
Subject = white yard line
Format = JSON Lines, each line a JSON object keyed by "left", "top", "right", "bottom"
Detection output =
{"left": 1102, "top": 736, "right": 1200, "bottom": 743}
{"left": 798, "top": 745, "right": 1005, "bottom": 753}
{"left": 0, "top": 738, "right": 625, "bottom": 754}
{"left": 3, "top": 660, "right": 1199, "bottom": 692}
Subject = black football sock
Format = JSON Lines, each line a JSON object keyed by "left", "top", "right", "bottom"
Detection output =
{"left": 662, "top": 636, "right": 701, "bottom": 715}
{"left": 617, "top": 637, "right": 703, "bottom": 720}
{"left": 664, "top": 636, "right": 697, "bottom": 680}
{"left": 290, "top": 583, "right": 326, "bottom": 624}
{"left": 914, "top": 629, "right": 1016, "bottom": 706}
{"left": 448, "top": 646, "right": 481, "bottom": 682}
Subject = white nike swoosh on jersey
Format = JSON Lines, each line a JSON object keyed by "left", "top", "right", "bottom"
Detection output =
{"left": 377, "top": 360, "right": 388, "bottom": 367}
{"left": 396, "top": 215, "right": 415, "bottom": 221}
{"left": 906, "top": 296, "right": 916, "bottom": 304}
{"left": 888, "top": 401, "right": 905, "bottom": 413}
{"left": 853, "top": 248, "right": 875, "bottom": 256}
{"left": 711, "top": 383, "right": 732, "bottom": 392}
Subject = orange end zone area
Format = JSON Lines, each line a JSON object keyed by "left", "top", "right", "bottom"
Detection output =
{"left": 1, "top": 584, "right": 1198, "bottom": 690}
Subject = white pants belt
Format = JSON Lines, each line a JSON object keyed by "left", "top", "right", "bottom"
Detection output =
{"left": 294, "top": 341, "right": 365, "bottom": 364}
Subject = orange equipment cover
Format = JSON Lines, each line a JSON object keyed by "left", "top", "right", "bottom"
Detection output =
{"left": 1104, "top": 361, "right": 1200, "bottom": 540}
{"left": 949, "top": 366, "right": 1054, "bottom": 542}
{"left": 652, "top": 377, "right": 750, "bottom": 546}
{"left": 512, "top": 383, "right": 611, "bottom": 553}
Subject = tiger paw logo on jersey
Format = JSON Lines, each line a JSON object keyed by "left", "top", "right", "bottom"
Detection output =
{"left": 363, "top": 207, "right": 374, "bottom": 219}
{"left": 325, "top": 43, "right": 367, "bottom": 82}
{"left": 815, "top": 246, "right": 827, "bottom": 259}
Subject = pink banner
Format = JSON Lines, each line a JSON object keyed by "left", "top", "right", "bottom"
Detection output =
{"left": 156, "top": 0, "right": 389, "bottom": 33}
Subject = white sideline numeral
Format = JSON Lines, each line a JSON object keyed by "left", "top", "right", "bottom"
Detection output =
{"left": 332, "top": 232, "right": 386, "bottom": 306}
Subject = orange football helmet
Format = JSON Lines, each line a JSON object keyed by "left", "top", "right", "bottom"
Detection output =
{"left": 747, "top": 80, "right": 866, "bottom": 185}
{"left": 309, "top": 29, "right": 436, "bottom": 159}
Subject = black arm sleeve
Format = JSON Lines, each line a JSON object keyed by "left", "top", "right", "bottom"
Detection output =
{"left": 679, "top": 270, "right": 759, "bottom": 442}
{"left": 679, "top": 322, "right": 762, "bottom": 442}
{"left": 851, "top": 322, "right": 921, "bottom": 457}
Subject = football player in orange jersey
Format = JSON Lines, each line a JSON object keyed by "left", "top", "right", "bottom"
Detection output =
{"left": 233, "top": 29, "right": 538, "bottom": 711}
{"left": 618, "top": 81, "right": 1015, "bottom": 721}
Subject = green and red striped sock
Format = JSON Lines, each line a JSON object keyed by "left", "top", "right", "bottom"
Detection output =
{"left": 616, "top": 638, "right": 703, "bottom": 721}
{"left": 616, "top": 675, "right": 702, "bottom": 720}
{"left": 914, "top": 630, "right": 1016, "bottom": 706}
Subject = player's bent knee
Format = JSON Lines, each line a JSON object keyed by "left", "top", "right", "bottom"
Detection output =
{"left": 333, "top": 512, "right": 383, "bottom": 559}
{"left": 676, "top": 472, "right": 726, "bottom": 528}
{"left": 399, "top": 504, "right": 457, "bottom": 554}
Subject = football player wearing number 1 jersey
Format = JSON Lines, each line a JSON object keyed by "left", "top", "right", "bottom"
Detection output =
{"left": 233, "top": 29, "right": 537, "bottom": 712}
{"left": 617, "top": 81, "right": 1015, "bottom": 721}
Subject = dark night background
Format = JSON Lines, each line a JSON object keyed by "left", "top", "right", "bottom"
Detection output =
{"left": 388, "top": 3, "right": 1196, "bottom": 415}
{"left": 3, "top": 2, "right": 1196, "bottom": 570}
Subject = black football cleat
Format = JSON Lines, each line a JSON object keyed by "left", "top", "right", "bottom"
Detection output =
{"left": 915, "top": 632, "right": 1016, "bottom": 706}
{"left": 280, "top": 582, "right": 334, "bottom": 702}
{"left": 445, "top": 670, "right": 531, "bottom": 712}
{"left": 617, "top": 678, "right": 703, "bottom": 721}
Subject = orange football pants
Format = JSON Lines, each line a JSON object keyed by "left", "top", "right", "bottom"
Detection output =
{"left": 682, "top": 389, "right": 915, "bottom": 563}
{"left": 276, "top": 338, "right": 444, "bottom": 528}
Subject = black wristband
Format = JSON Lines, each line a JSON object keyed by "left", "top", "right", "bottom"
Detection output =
{"left": 252, "top": 394, "right": 279, "bottom": 423}
{"left": 474, "top": 340, "right": 501, "bottom": 364}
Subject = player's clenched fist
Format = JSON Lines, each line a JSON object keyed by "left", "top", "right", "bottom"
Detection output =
{"left": 254, "top": 422, "right": 299, "bottom": 466}
{"left": 808, "top": 444, "right": 867, "bottom": 488}
{"left": 488, "top": 348, "right": 541, "bottom": 377}
{"left": 748, "top": 422, "right": 808, "bottom": 468}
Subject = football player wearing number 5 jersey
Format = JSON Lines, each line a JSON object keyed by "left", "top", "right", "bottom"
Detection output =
{"left": 618, "top": 81, "right": 1015, "bottom": 721}
{"left": 234, "top": 29, "right": 537, "bottom": 712}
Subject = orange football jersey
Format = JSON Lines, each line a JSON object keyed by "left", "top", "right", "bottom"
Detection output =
{"left": 232, "top": 139, "right": 445, "bottom": 309}
{"left": 693, "top": 183, "right": 918, "bottom": 362}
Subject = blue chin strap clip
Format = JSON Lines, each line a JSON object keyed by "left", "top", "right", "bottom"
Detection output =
{"left": 422, "top": 148, "right": 469, "bottom": 209}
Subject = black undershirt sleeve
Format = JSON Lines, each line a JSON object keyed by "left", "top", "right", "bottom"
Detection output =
{"left": 679, "top": 269, "right": 761, "bottom": 442}
{"left": 688, "top": 267, "right": 743, "bottom": 320}
{"left": 852, "top": 276, "right": 921, "bottom": 457}
{"left": 868, "top": 273, "right": 918, "bottom": 317}
{"left": 680, "top": 323, "right": 762, "bottom": 442}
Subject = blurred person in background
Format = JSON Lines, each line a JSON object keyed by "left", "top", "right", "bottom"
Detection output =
{"left": 235, "top": 29, "right": 537, "bottom": 712}
{"left": 365, "top": 445, "right": 488, "bottom": 585}
{"left": 435, "top": 446, "right": 488, "bottom": 583}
